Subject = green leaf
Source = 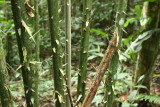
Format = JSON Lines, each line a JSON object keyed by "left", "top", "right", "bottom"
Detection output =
{"left": 128, "top": 90, "right": 138, "bottom": 102}
{"left": 90, "top": 29, "right": 109, "bottom": 37}
{"left": 134, "top": 85, "right": 147, "bottom": 89}
{"left": 140, "top": 17, "right": 152, "bottom": 26}
{"left": 0, "top": 0, "right": 10, "bottom": 4}
{"left": 124, "top": 80, "right": 133, "bottom": 86}
{"left": 137, "top": 94, "right": 160, "bottom": 104}
{"left": 137, "top": 75, "right": 145, "bottom": 83}
{"left": 119, "top": 18, "right": 125, "bottom": 26}
{"left": 123, "top": 30, "right": 142, "bottom": 45}
{"left": 125, "top": 28, "right": 160, "bottom": 53}
{"left": 88, "top": 55, "right": 97, "bottom": 60}
{"left": 135, "top": 5, "right": 141, "bottom": 17}
{"left": 117, "top": 73, "right": 129, "bottom": 79}
{"left": 122, "top": 102, "right": 130, "bottom": 107}
{"left": 124, "top": 18, "right": 137, "bottom": 28}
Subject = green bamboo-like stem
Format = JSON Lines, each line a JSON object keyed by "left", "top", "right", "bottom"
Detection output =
{"left": 77, "top": 0, "right": 92, "bottom": 102}
{"left": 47, "top": 0, "right": 65, "bottom": 106}
{"left": 134, "top": 1, "right": 160, "bottom": 107}
{"left": 65, "top": 0, "right": 72, "bottom": 106}
{"left": 20, "top": 0, "right": 34, "bottom": 106}
{"left": 33, "top": 0, "right": 40, "bottom": 106}
{"left": 11, "top": 0, "right": 34, "bottom": 106}
{"left": 0, "top": 36, "right": 13, "bottom": 107}
{"left": 103, "top": 0, "right": 128, "bottom": 107}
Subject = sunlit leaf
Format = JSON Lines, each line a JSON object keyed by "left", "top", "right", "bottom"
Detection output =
{"left": 128, "top": 90, "right": 138, "bottom": 101}
{"left": 124, "top": 18, "right": 137, "bottom": 28}
{"left": 119, "top": 18, "right": 125, "bottom": 26}
{"left": 122, "top": 102, "right": 130, "bottom": 107}
{"left": 134, "top": 85, "right": 147, "bottom": 89}
{"left": 137, "top": 75, "right": 145, "bottom": 83}
{"left": 90, "top": 29, "right": 109, "bottom": 37}
{"left": 117, "top": 73, "right": 129, "bottom": 79}
{"left": 135, "top": 5, "right": 141, "bottom": 17}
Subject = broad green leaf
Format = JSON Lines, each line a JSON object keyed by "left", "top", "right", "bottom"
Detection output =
{"left": 117, "top": 73, "right": 129, "bottom": 79}
{"left": 0, "top": 0, "right": 10, "bottom": 4}
{"left": 137, "top": 75, "right": 145, "bottom": 83}
{"left": 135, "top": 5, "right": 141, "bottom": 17}
{"left": 90, "top": 29, "right": 109, "bottom": 37}
{"left": 125, "top": 28, "right": 160, "bottom": 53}
{"left": 119, "top": 18, "right": 125, "bottom": 26}
{"left": 128, "top": 90, "right": 138, "bottom": 101}
{"left": 122, "top": 102, "right": 130, "bottom": 107}
{"left": 134, "top": 85, "right": 147, "bottom": 89}
{"left": 124, "top": 18, "right": 137, "bottom": 28}
{"left": 124, "top": 80, "right": 133, "bottom": 86}
{"left": 88, "top": 55, "right": 97, "bottom": 60}
{"left": 140, "top": 17, "right": 152, "bottom": 26}
{"left": 123, "top": 30, "right": 142, "bottom": 45}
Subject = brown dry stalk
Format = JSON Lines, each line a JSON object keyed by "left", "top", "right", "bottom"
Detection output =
{"left": 81, "top": 29, "right": 118, "bottom": 107}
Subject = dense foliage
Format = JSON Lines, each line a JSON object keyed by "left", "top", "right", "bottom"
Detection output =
{"left": 0, "top": 0, "right": 159, "bottom": 107}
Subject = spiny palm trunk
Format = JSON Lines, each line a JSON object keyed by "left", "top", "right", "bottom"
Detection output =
{"left": 11, "top": 0, "right": 34, "bottom": 106}
{"left": 134, "top": 1, "right": 160, "bottom": 107}
{"left": 33, "top": 0, "right": 40, "bottom": 106}
{"left": 47, "top": 0, "right": 65, "bottom": 106}
{"left": 104, "top": 0, "right": 128, "bottom": 106}
{"left": 77, "top": 0, "right": 92, "bottom": 103}
{"left": 0, "top": 36, "right": 13, "bottom": 107}
{"left": 65, "top": 0, "right": 72, "bottom": 106}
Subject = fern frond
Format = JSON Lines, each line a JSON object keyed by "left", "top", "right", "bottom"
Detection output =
{"left": 137, "top": 94, "right": 160, "bottom": 104}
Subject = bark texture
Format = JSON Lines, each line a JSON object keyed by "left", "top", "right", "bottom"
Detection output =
{"left": 81, "top": 30, "right": 118, "bottom": 107}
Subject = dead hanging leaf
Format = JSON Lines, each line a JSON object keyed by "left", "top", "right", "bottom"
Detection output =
{"left": 21, "top": 20, "right": 36, "bottom": 43}
{"left": 25, "top": 0, "right": 34, "bottom": 17}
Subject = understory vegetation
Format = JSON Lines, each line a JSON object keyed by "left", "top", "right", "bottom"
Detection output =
{"left": 0, "top": 0, "right": 160, "bottom": 107}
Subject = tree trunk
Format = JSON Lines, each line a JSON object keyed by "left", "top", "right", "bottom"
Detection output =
{"left": 77, "top": 0, "right": 92, "bottom": 103}
{"left": 47, "top": 0, "right": 65, "bottom": 106}
{"left": 134, "top": 1, "right": 160, "bottom": 107}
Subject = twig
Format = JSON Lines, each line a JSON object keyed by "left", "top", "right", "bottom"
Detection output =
{"left": 81, "top": 29, "right": 119, "bottom": 107}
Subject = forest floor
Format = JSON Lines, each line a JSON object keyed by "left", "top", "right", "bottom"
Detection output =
{"left": 10, "top": 58, "right": 160, "bottom": 107}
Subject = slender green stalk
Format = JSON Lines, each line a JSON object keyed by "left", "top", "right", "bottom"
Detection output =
{"left": 11, "top": 0, "right": 34, "bottom": 106}
{"left": 103, "top": 0, "right": 128, "bottom": 107}
{"left": 33, "top": 0, "right": 40, "bottom": 106}
{"left": 65, "top": 0, "right": 71, "bottom": 106}
{"left": 77, "top": 0, "right": 92, "bottom": 102}
{"left": 47, "top": 0, "right": 64, "bottom": 106}
{"left": 0, "top": 36, "right": 13, "bottom": 107}
{"left": 134, "top": 1, "right": 160, "bottom": 107}
{"left": 20, "top": 0, "right": 34, "bottom": 106}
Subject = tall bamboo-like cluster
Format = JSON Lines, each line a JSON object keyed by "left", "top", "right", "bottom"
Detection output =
{"left": 104, "top": 0, "right": 128, "bottom": 107}
{"left": 33, "top": 0, "right": 40, "bottom": 106}
{"left": 11, "top": 0, "right": 40, "bottom": 106}
{"left": 11, "top": 0, "right": 33, "bottom": 106}
{"left": 47, "top": 0, "right": 64, "bottom": 106}
{"left": 77, "top": 0, "right": 92, "bottom": 102}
